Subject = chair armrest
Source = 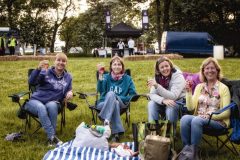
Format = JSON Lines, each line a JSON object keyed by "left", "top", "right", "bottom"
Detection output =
{"left": 130, "top": 94, "right": 149, "bottom": 102}
{"left": 175, "top": 100, "right": 185, "bottom": 106}
{"left": 76, "top": 92, "right": 98, "bottom": 107}
{"left": 8, "top": 91, "right": 31, "bottom": 102}
{"left": 207, "top": 102, "right": 236, "bottom": 125}
{"left": 76, "top": 92, "right": 98, "bottom": 99}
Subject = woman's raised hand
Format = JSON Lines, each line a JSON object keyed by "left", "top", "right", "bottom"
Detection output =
{"left": 147, "top": 77, "right": 158, "bottom": 89}
{"left": 97, "top": 63, "right": 105, "bottom": 80}
{"left": 38, "top": 60, "right": 49, "bottom": 70}
{"left": 185, "top": 79, "right": 193, "bottom": 93}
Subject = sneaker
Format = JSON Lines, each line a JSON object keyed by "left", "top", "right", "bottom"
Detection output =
{"left": 48, "top": 136, "right": 63, "bottom": 147}
{"left": 104, "top": 119, "right": 110, "bottom": 126}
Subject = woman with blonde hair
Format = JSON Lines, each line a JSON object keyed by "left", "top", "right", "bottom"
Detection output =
{"left": 180, "top": 57, "right": 230, "bottom": 148}
{"left": 25, "top": 53, "right": 73, "bottom": 146}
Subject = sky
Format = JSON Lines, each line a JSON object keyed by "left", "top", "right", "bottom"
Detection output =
{"left": 79, "top": 0, "right": 89, "bottom": 13}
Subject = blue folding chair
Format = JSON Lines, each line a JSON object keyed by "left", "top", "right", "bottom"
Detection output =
{"left": 202, "top": 102, "right": 240, "bottom": 156}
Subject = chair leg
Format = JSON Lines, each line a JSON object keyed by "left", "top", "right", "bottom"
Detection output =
{"left": 202, "top": 136, "right": 214, "bottom": 147}
{"left": 90, "top": 109, "right": 97, "bottom": 124}
{"left": 29, "top": 117, "right": 42, "bottom": 136}
{"left": 60, "top": 106, "right": 66, "bottom": 133}
{"left": 217, "top": 135, "right": 239, "bottom": 156}
{"left": 126, "top": 111, "right": 130, "bottom": 128}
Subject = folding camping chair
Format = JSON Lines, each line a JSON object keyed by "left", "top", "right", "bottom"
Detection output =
{"left": 77, "top": 69, "right": 145, "bottom": 127}
{"left": 9, "top": 69, "right": 67, "bottom": 135}
{"left": 202, "top": 102, "right": 239, "bottom": 156}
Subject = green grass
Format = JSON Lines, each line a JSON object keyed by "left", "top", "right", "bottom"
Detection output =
{"left": 0, "top": 57, "right": 239, "bottom": 160}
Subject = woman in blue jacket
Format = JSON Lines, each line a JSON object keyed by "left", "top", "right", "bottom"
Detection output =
{"left": 97, "top": 56, "right": 137, "bottom": 142}
{"left": 25, "top": 53, "right": 73, "bottom": 146}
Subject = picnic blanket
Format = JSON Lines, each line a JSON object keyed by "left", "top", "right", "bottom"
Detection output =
{"left": 43, "top": 141, "right": 140, "bottom": 160}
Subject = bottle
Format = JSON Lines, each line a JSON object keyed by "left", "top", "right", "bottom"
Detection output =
{"left": 91, "top": 125, "right": 105, "bottom": 134}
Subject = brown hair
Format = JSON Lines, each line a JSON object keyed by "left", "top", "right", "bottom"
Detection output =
{"left": 200, "top": 57, "right": 222, "bottom": 82}
{"left": 109, "top": 55, "right": 125, "bottom": 73}
{"left": 155, "top": 56, "right": 175, "bottom": 76}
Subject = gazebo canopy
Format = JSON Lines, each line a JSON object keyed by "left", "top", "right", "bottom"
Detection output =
{"left": 105, "top": 22, "right": 143, "bottom": 38}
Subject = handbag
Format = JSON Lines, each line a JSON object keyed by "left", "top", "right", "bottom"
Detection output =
{"left": 144, "top": 135, "right": 170, "bottom": 160}
{"left": 132, "top": 120, "right": 174, "bottom": 159}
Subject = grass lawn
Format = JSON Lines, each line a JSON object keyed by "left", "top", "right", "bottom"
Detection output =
{"left": 0, "top": 57, "right": 239, "bottom": 160}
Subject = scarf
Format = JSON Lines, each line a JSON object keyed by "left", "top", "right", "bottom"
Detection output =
{"left": 111, "top": 71, "right": 124, "bottom": 80}
{"left": 155, "top": 75, "right": 171, "bottom": 89}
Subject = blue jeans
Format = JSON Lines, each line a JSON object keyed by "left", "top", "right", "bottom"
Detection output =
{"left": 97, "top": 91, "right": 126, "bottom": 134}
{"left": 180, "top": 115, "right": 226, "bottom": 146}
{"left": 148, "top": 100, "right": 180, "bottom": 123}
{"left": 25, "top": 99, "right": 60, "bottom": 139}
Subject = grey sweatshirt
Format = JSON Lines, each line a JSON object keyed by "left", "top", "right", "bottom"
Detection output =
{"left": 149, "top": 69, "right": 186, "bottom": 105}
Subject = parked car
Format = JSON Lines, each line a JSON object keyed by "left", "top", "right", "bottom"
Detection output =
{"left": 146, "top": 48, "right": 155, "bottom": 54}
{"left": 92, "top": 47, "right": 112, "bottom": 57}
{"left": 19, "top": 47, "right": 34, "bottom": 55}
{"left": 69, "top": 47, "right": 83, "bottom": 54}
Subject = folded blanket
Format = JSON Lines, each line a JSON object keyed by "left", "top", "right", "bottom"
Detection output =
{"left": 43, "top": 141, "right": 139, "bottom": 160}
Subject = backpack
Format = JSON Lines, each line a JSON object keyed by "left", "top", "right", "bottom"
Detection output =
{"left": 176, "top": 145, "right": 199, "bottom": 160}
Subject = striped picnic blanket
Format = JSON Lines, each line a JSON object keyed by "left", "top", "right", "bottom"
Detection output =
{"left": 43, "top": 141, "right": 140, "bottom": 160}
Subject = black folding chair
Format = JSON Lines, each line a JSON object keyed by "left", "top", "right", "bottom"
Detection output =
{"left": 9, "top": 69, "right": 67, "bottom": 135}
{"left": 77, "top": 69, "right": 146, "bottom": 127}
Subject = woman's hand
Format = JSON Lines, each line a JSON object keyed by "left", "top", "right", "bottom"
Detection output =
{"left": 162, "top": 99, "right": 176, "bottom": 107}
{"left": 97, "top": 63, "right": 105, "bottom": 80}
{"left": 147, "top": 79, "right": 158, "bottom": 89}
{"left": 38, "top": 60, "right": 49, "bottom": 70}
{"left": 185, "top": 80, "right": 192, "bottom": 93}
{"left": 65, "top": 90, "right": 73, "bottom": 100}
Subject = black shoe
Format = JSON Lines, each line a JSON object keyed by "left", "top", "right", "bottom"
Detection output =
{"left": 48, "top": 136, "right": 63, "bottom": 147}
{"left": 111, "top": 134, "right": 120, "bottom": 142}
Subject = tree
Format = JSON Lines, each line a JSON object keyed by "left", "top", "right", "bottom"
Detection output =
{"left": 18, "top": 0, "right": 55, "bottom": 49}
{"left": 59, "top": 17, "right": 77, "bottom": 53}
{"left": 0, "top": 0, "right": 27, "bottom": 28}
{"left": 48, "top": 0, "right": 74, "bottom": 53}
{"left": 60, "top": 3, "right": 105, "bottom": 54}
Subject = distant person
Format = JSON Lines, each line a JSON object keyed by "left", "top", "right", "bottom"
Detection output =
{"left": 0, "top": 34, "right": 6, "bottom": 56}
{"left": 117, "top": 39, "right": 125, "bottom": 57}
{"left": 8, "top": 35, "right": 17, "bottom": 55}
{"left": 128, "top": 37, "right": 135, "bottom": 56}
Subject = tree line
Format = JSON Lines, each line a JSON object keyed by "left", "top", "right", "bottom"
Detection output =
{"left": 1, "top": 0, "right": 240, "bottom": 54}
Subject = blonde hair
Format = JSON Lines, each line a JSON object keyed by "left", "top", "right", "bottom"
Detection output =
{"left": 55, "top": 53, "right": 68, "bottom": 62}
{"left": 200, "top": 57, "right": 222, "bottom": 82}
{"left": 109, "top": 55, "right": 125, "bottom": 73}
